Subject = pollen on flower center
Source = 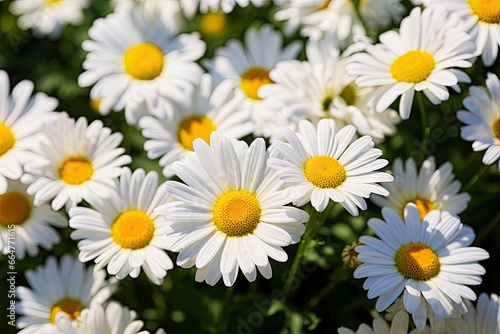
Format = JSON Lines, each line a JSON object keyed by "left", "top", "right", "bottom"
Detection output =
{"left": 178, "top": 116, "right": 217, "bottom": 151}
{"left": 212, "top": 190, "right": 261, "bottom": 237}
{"left": 492, "top": 117, "right": 500, "bottom": 141}
{"left": 469, "top": 0, "right": 500, "bottom": 24}
{"left": 59, "top": 157, "right": 94, "bottom": 185}
{"left": 111, "top": 209, "right": 155, "bottom": 250}
{"left": 0, "top": 192, "right": 32, "bottom": 227}
{"left": 395, "top": 243, "right": 441, "bottom": 281}
{"left": 303, "top": 155, "right": 346, "bottom": 189}
{"left": 340, "top": 84, "right": 357, "bottom": 106}
{"left": 123, "top": 43, "right": 164, "bottom": 81}
{"left": 50, "top": 298, "right": 85, "bottom": 324}
{"left": 390, "top": 50, "right": 436, "bottom": 84}
{"left": 0, "top": 123, "right": 15, "bottom": 157}
{"left": 240, "top": 67, "right": 274, "bottom": 101}
{"left": 409, "top": 198, "right": 437, "bottom": 220}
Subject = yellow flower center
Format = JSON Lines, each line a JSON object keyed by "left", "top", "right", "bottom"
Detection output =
{"left": 89, "top": 98, "right": 101, "bottom": 113}
{"left": 123, "top": 43, "right": 164, "bottom": 81}
{"left": 0, "top": 123, "right": 16, "bottom": 157}
{"left": 340, "top": 84, "right": 357, "bottom": 106}
{"left": 492, "top": 117, "right": 500, "bottom": 141}
{"left": 390, "top": 50, "right": 436, "bottom": 84}
{"left": 178, "top": 116, "right": 217, "bottom": 151}
{"left": 199, "top": 11, "right": 228, "bottom": 37}
{"left": 469, "top": 0, "right": 500, "bottom": 24}
{"left": 408, "top": 198, "right": 438, "bottom": 221}
{"left": 45, "top": 0, "right": 63, "bottom": 6}
{"left": 240, "top": 67, "right": 273, "bottom": 101}
{"left": 59, "top": 157, "right": 94, "bottom": 185}
{"left": 0, "top": 192, "right": 32, "bottom": 227}
{"left": 212, "top": 190, "right": 261, "bottom": 237}
{"left": 111, "top": 209, "right": 155, "bottom": 250}
{"left": 303, "top": 155, "right": 346, "bottom": 189}
{"left": 395, "top": 243, "right": 441, "bottom": 281}
{"left": 50, "top": 298, "right": 85, "bottom": 324}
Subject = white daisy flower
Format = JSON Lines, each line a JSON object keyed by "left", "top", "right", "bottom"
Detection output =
{"left": 16, "top": 255, "right": 115, "bottom": 334}
{"left": 260, "top": 37, "right": 400, "bottom": 140}
{"left": 69, "top": 168, "right": 173, "bottom": 285}
{"left": 21, "top": 113, "right": 131, "bottom": 211}
{"left": 371, "top": 156, "right": 471, "bottom": 220}
{"left": 422, "top": 0, "right": 500, "bottom": 66}
{"left": 9, "top": 0, "right": 89, "bottom": 39}
{"left": 445, "top": 293, "right": 500, "bottom": 334}
{"left": 346, "top": 7, "right": 476, "bottom": 119}
{"left": 338, "top": 311, "right": 429, "bottom": 334}
{"left": 78, "top": 6, "right": 205, "bottom": 125}
{"left": 385, "top": 295, "right": 465, "bottom": 333}
{"left": 155, "top": 132, "right": 309, "bottom": 287}
{"left": 267, "top": 119, "right": 393, "bottom": 214}
{"left": 55, "top": 301, "right": 149, "bottom": 334}
{"left": 112, "top": 0, "right": 185, "bottom": 34}
{"left": 0, "top": 70, "right": 58, "bottom": 194}
{"left": 457, "top": 72, "right": 500, "bottom": 171}
{"left": 138, "top": 73, "right": 253, "bottom": 178}
{"left": 204, "top": 24, "right": 301, "bottom": 137}
{"left": 274, "top": 0, "right": 405, "bottom": 42}
{"left": 386, "top": 293, "right": 500, "bottom": 334}
{"left": 0, "top": 179, "right": 66, "bottom": 260}
{"left": 179, "top": 0, "right": 265, "bottom": 16}
{"left": 354, "top": 204, "right": 489, "bottom": 330}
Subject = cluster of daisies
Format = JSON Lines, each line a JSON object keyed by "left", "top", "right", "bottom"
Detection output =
{"left": 1, "top": 0, "right": 500, "bottom": 333}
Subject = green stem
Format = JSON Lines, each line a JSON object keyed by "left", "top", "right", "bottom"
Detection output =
{"left": 213, "top": 286, "right": 234, "bottom": 333}
{"left": 282, "top": 204, "right": 333, "bottom": 299}
{"left": 463, "top": 164, "right": 490, "bottom": 192}
{"left": 417, "top": 92, "right": 430, "bottom": 152}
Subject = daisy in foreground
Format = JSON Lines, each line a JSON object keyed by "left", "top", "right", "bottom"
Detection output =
{"left": 204, "top": 24, "right": 301, "bottom": 136}
{"left": 346, "top": 7, "right": 475, "bottom": 119}
{"left": 354, "top": 204, "right": 489, "bottom": 329}
{"left": 55, "top": 301, "right": 149, "bottom": 334}
{"left": 155, "top": 132, "right": 309, "bottom": 286}
{"left": 0, "top": 70, "right": 58, "bottom": 194}
{"left": 69, "top": 168, "right": 173, "bottom": 285}
{"left": 21, "top": 113, "right": 131, "bottom": 211}
{"left": 139, "top": 73, "right": 253, "bottom": 177}
{"left": 0, "top": 180, "right": 66, "bottom": 260}
{"left": 458, "top": 72, "right": 500, "bottom": 171}
{"left": 338, "top": 311, "right": 429, "bottom": 334}
{"left": 371, "top": 156, "right": 471, "bottom": 220}
{"left": 78, "top": 5, "right": 205, "bottom": 124}
{"left": 16, "top": 255, "right": 115, "bottom": 334}
{"left": 9, "top": 0, "right": 89, "bottom": 39}
{"left": 267, "top": 119, "right": 393, "bottom": 214}
{"left": 422, "top": 0, "right": 500, "bottom": 66}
